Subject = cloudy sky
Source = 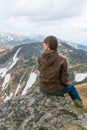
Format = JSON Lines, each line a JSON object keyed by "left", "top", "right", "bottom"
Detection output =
{"left": 0, "top": 0, "right": 87, "bottom": 45}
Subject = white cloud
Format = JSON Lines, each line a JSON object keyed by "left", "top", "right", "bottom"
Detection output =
{"left": 0, "top": 0, "right": 87, "bottom": 45}
{"left": 0, "top": 0, "right": 85, "bottom": 20}
{"left": 7, "top": 16, "right": 29, "bottom": 28}
{"left": 14, "top": 0, "right": 87, "bottom": 22}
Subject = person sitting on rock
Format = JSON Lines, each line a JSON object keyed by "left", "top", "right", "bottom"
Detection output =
{"left": 38, "top": 35, "right": 83, "bottom": 108}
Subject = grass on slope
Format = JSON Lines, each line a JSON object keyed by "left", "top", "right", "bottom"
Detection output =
{"left": 76, "top": 83, "right": 87, "bottom": 108}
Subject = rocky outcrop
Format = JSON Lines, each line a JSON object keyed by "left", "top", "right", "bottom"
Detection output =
{"left": 0, "top": 87, "right": 87, "bottom": 130}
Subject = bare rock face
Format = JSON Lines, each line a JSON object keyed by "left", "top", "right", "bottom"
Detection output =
{"left": 0, "top": 88, "right": 87, "bottom": 130}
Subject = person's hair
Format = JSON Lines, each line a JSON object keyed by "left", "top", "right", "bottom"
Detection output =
{"left": 43, "top": 36, "right": 58, "bottom": 51}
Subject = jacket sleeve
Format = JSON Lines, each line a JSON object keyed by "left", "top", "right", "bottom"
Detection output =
{"left": 37, "top": 56, "right": 41, "bottom": 71}
{"left": 60, "top": 59, "right": 69, "bottom": 86}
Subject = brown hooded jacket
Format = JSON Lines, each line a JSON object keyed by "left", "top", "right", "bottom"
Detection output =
{"left": 38, "top": 49, "right": 69, "bottom": 94}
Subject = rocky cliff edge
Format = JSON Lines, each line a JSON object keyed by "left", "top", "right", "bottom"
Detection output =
{"left": 0, "top": 86, "right": 87, "bottom": 130}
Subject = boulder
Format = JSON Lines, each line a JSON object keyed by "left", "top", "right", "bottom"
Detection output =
{"left": 0, "top": 88, "right": 87, "bottom": 130}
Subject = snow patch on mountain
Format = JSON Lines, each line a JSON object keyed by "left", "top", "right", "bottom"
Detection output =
{"left": 0, "top": 34, "right": 13, "bottom": 42}
{"left": 0, "top": 48, "right": 21, "bottom": 78}
{"left": 67, "top": 42, "right": 87, "bottom": 52}
{"left": 0, "top": 68, "right": 8, "bottom": 78}
{"left": 2, "top": 73, "right": 11, "bottom": 90}
{"left": 69, "top": 49, "right": 73, "bottom": 52}
{"left": 0, "top": 48, "right": 21, "bottom": 102}
{"left": 15, "top": 84, "right": 21, "bottom": 96}
{"left": 75, "top": 73, "right": 87, "bottom": 82}
{"left": 4, "top": 92, "right": 13, "bottom": 102}
{"left": 22, "top": 72, "right": 37, "bottom": 95}
{"left": 7, "top": 34, "right": 14, "bottom": 41}
{"left": 67, "top": 42, "right": 78, "bottom": 48}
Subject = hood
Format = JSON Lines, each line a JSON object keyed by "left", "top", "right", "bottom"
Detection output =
{"left": 39, "top": 50, "right": 58, "bottom": 66}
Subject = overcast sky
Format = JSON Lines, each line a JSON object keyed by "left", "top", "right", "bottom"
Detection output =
{"left": 0, "top": 0, "right": 87, "bottom": 45}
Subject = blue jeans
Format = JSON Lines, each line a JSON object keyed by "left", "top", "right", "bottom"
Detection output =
{"left": 59, "top": 84, "right": 82, "bottom": 102}
{"left": 40, "top": 84, "right": 82, "bottom": 102}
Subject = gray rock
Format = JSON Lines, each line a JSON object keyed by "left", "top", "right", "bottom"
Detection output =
{"left": 0, "top": 88, "right": 87, "bottom": 130}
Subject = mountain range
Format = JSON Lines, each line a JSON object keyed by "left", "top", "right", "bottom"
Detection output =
{"left": 0, "top": 33, "right": 43, "bottom": 52}
{"left": 0, "top": 33, "right": 87, "bottom": 52}
{"left": 0, "top": 37, "right": 87, "bottom": 102}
